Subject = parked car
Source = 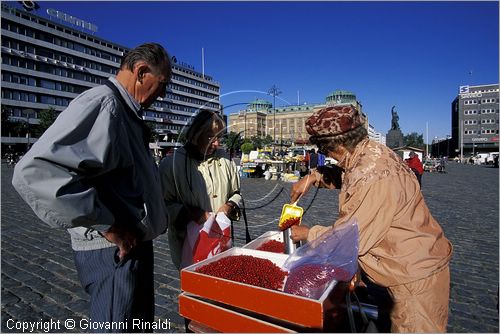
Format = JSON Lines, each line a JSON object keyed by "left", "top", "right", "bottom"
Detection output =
{"left": 423, "top": 159, "right": 438, "bottom": 172}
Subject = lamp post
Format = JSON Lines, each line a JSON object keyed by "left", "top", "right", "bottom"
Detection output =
{"left": 460, "top": 120, "right": 464, "bottom": 162}
{"left": 268, "top": 85, "right": 282, "bottom": 145}
{"left": 446, "top": 135, "right": 451, "bottom": 157}
{"left": 23, "top": 109, "right": 35, "bottom": 152}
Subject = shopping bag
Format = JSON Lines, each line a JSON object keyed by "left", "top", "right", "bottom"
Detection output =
{"left": 181, "top": 212, "right": 232, "bottom": 268}
{"left": 283, "top": 219, "right": 359, "bottom": 299}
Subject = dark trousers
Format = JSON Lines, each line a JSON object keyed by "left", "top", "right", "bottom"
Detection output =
{"left": 411, "top": 168, "right": 422, "bottom": 188}
{"left": 415, "top": 172, "right": 422, "bottom": 187}
{"left": 74, "top": 241, "right": 154, "bottom": 333}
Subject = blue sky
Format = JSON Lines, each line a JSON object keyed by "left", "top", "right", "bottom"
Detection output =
{"left": 17, "top": 1, "right": 499, "bottom": 142}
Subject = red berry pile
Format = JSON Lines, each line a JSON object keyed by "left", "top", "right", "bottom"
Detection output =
{"left": 284, "top": 263, "right": 351, "bottom": 299}
{"left": 279, "top": 216, "right": 300, "bottom": 231}
{"left": 256, "top": 240, "right": 285, "bottom": 253}
{"left": 195, "top": 255, "right": 288, "bottom": 291}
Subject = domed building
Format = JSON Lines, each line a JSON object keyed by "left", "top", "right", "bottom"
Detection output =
{"left": 228, "top": 90, "right": 381, "bottom": 145}
{"left": 325, "top": 89, "right": 363, "bottom": 114}
{"left": 248, "top": 99, "right": 272, "bottom": 111}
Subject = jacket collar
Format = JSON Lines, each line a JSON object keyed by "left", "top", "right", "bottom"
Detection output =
{"left": 337, "top": 138, "right": 370, "bottom": 170}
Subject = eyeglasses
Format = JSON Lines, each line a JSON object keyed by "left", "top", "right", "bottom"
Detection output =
{"left": 207, "top": 135, "right": 222, "bottom": 143}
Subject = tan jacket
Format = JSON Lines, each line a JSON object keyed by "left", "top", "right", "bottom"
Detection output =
{"left": 308, "top": 139, "right": 452, "bottom": 287}
{"left": 159, "top": 147, "right": 242, "bottom": 270}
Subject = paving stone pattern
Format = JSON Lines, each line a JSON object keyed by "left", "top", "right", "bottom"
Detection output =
{"left": 1, "top": 163, "right": 498, "bottom": 333}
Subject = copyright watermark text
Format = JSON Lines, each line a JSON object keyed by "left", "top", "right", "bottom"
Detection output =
{"left": 6, "top": 318, "right": 172, "bottom": 332}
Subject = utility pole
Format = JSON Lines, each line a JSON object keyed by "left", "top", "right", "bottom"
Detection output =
{"left": 460, "top": 120, "right": 464, "bottom": 162}
{"left": 268, "top": 85, "right": 282, "bottom": 145}
{"left": 447, "top": 135, "right": 450, "bottom": 157}
{"left": 426, "top": 121, "right": 429, "bottom": 159}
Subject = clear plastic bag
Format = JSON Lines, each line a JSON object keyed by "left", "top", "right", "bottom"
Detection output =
{"left": 283, "top": 219, "right": 359, "bottom": 299}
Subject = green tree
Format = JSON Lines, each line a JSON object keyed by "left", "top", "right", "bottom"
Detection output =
{"left": 262, "top": 135, "right": 273, "bottom": 147}
{"left": 224, "top": 131, "right": 242, "bottom": 153}
{"left": 240, "top": 142, "right": 254, "bottom": 154}
{"left": 1, "top": 109, "right": 25, "bottom": 137}
{"left": 250, "top": 135, "right": 264, "bottom": 149}
{"left": 34, "top": 107, "right": 57, "bottom": 137}
{"left": 1, "top": 109, "right": 11, "bottom": 136}
{"left": 145, "top": 121, "right": 159, "bottom": 143}
{"left": 404, "top": 132, "right": 424, "bottom": 149}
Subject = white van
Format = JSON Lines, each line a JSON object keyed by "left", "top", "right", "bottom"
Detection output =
{"left": 487, "top": 152, "right": 499, "bottom": 165}
{"left": 474, "top": 153, "right": 489, "bottom": 165}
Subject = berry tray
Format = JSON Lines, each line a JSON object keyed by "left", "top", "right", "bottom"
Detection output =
{"left": 180, "top": 247, "right": 346, "bottom": 330}
{"left": 242, "top": 230, "right": 283, "bottom": 250}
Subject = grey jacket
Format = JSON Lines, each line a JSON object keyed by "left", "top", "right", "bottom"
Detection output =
{"left": 12, "top": 77, "right": 167, "bottom": 251}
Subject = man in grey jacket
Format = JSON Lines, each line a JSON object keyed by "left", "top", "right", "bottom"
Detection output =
{"left": 12, "top": 43, "right": 171, "bottom": 332}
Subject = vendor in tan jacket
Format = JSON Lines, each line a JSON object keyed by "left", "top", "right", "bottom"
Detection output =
{"left": 290, "top": 105, "right": 453, "bottom": 332}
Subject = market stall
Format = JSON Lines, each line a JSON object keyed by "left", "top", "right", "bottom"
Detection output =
{"left": 179, "top": 246, "right": 349, "bottom": 332}
{"left": 179, "top": 222, "right": 360, "bottom": 333}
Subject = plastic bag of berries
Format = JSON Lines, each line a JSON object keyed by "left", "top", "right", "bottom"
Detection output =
{"left": 282, "top": 219, "right": 359, "bottom": 299}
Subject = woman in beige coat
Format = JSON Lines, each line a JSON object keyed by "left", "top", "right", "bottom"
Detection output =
{"left": 159, "top": 110, "right": 242, "bottom": 270}
{"left": 290, "top": 105, "right": 453, "bottom": 332}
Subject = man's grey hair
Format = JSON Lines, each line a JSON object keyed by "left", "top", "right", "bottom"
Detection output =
{"left": 121, "top": 42, "right": 172, "bottom": 79}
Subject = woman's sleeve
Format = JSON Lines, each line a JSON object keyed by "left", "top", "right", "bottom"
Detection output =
{"left": 227, "top": 160, "right": 243, "bottom": 208}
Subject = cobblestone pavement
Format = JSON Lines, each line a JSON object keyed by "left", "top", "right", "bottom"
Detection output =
{"left": 1, "top": 162, "right": 498, "bottom": 333}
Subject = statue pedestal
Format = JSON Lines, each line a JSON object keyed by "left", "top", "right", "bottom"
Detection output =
{"left": 386, "top": 129, "right": 404, "bottom": 148}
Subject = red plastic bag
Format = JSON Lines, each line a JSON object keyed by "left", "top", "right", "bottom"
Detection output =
{"left": 181, "top": 212, "right": 232, "bottom": 268}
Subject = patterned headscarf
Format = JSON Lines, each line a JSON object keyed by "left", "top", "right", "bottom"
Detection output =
{"left": 306, "top": 105, "right": 365, "bottom": 138}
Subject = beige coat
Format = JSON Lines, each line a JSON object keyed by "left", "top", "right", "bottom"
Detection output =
{"left": 159, "top": 147, "right": 242, "bottom": 270}
{"left": 308, "top": 139, "right": 452, "bottom": 332}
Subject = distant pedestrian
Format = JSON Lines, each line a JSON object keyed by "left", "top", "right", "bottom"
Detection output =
{"left": 438, "top": 157, "right": 446, "bottom": 173}
{"left": 308, "top": 149, "right": 318, "bottom": 169}
{"left": 12, "top": 43, "right": 172, "bottom": 332}
{"left": 405, "top": 151, "right": 424, "bottom": 187}
{"left": 318, "top": 150, "right": 326, "bottom": 167}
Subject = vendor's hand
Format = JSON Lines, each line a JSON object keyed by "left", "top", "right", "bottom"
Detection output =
{"left": 102, "top": 224, "right": 139, "bottom": 260}
{"left": 290, "top": 225, "right": 309, "bottom": 242}
{"left": 349, "top": 271, "right": 363, "bottom": 292}
{"left": 290, "top": 174, "right": 317, "bottom": 203}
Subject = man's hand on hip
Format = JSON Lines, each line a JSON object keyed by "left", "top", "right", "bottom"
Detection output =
{"left": 102, "top": 224, "right": 139, "bottom": 260}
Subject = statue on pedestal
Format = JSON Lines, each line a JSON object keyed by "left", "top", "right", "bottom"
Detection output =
{"left": 391, "top": 106, "right": 400, "bottom": 130}
{"left": 386, "top": 105, "right": 404, "bottom": 148}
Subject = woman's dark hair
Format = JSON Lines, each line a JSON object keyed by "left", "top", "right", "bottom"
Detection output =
{"left": 310, "top": 125, "right": 368, "bottom": 154}
{"left": 121, "top": 43, "right": 172, "bottom": 79}
{"left": 184, "top": 109, "right": 225, "bottom": 145}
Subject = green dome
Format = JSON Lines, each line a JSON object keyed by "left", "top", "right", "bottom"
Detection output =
{"left": 326, "top": 90, "right": 357, "bottom": 104}
{"left": 327, "top": 90, "right": 355, "bottom": 98}
{"left": 248, "top": 99, "right": 272, "bottom": 110}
